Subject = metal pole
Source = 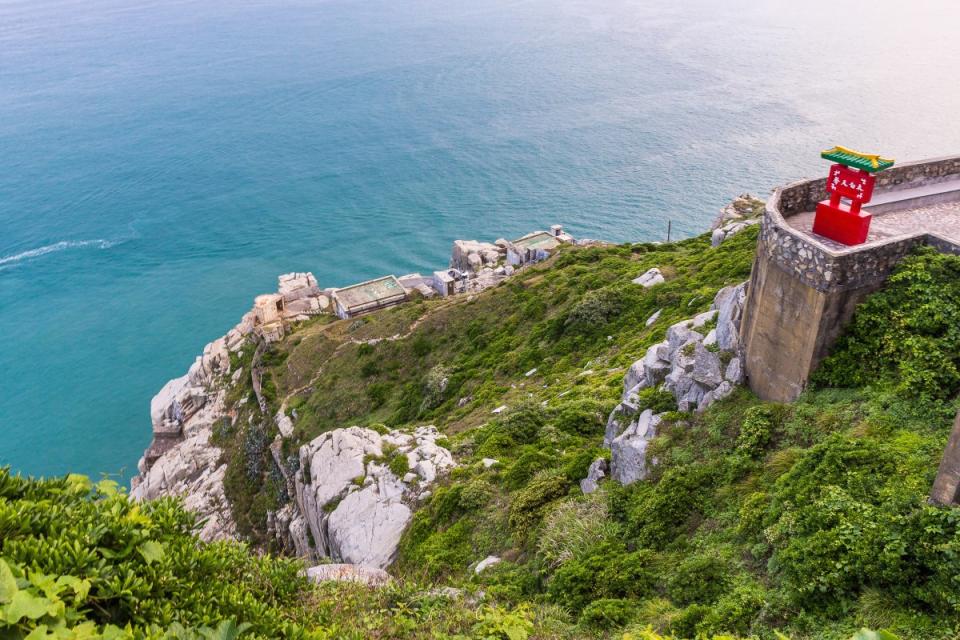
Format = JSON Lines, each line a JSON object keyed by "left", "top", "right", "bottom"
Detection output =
{"left": 667, "top": 220, "right": 672, "bottom": 243}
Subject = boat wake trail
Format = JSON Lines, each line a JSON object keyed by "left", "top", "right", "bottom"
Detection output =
{"left": 0, "top": 239, "right": 119, "bottom": 268}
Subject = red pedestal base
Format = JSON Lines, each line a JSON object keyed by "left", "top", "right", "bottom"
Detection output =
{"left": 812, "top": 202, "right": 872, "bottom": 245}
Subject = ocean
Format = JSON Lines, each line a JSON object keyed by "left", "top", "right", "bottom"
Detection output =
{"left": 2, "top": 0, "right": 959, "bottom": 480}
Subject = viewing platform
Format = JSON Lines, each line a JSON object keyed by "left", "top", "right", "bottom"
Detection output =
{"left": 739, "top": 154, "right": 960, "bottom": 402}
{"left": 786, "top": 174, "right": 960, "bottom": 252}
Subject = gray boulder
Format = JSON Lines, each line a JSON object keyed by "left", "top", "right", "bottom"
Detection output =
{"left": 725, "top": 357, "right": 743, "bottom": 384}
{"left": 474, "top": 555, "right": 502, "bottom": 574}
{"left": 698, "top": 381, "right": 735, "bottom": 412}
{"left": 691, "top": 342, "right": 723, "bottom": 387}
{"left": 666, "top": 321, "right": 703, "bottom": 354}
{"left": 610, "top": 410, "right": 662, "bottom": 485}
{"left": 604, "top": 403, "right": 631, "bottom": 446}
{"left": 305, "top": 564, "right": 392, "bottom": 586}
{"left": 580, "top": 458, "right": 609, "bottom": 494}
{"left": 714, "top": 282, "right": 747, "bottom": 352}
{"left": 711, "top": 228, "right": 726, "bottom": 247}
{"left": 632, "top": 268, "right": 665, "bottom": 288}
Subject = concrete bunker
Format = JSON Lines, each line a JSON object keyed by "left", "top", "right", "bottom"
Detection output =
{"left": 332, "top": 275, "right": 408, "bottom": 319}
{"left": 506, "top": 226, "right": 572, "bottom": 266}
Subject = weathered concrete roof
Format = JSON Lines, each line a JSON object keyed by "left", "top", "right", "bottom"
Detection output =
{"left": 334, "top": 275, "right": 406, "bottom": 311}
{"left": 512, "top": 231, "right": 561, "bottom": 251}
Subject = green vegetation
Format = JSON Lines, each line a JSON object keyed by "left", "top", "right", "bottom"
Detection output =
{"left": 8, "top": 225, "right": 960, "bottom": 638}
{"left": 813, "top": 247, "right": 960, "bottom": 401}
{"left": 0, "top": 470, "right": 913, "bottom": 640}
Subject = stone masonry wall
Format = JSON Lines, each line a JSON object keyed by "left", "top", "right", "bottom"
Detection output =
{"left": 756, "top": 209, "right": 929, "bottom": 293}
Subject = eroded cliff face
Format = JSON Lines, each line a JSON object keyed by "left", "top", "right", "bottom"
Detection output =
{"left": 130, "top": 272, "right": 326, "bottom": 542}
{"left": 129, "top": 330, "right": 243, "bottom": 541}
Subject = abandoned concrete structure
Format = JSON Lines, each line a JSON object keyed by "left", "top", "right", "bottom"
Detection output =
{"left": 931, "top": 414, "right": 960, "bottom": 506}
{"left": 506, "top": 225, "right": 573, "bottom": 266}
{"left": 397, "top": 273, "right": 438, "bottom": 299}
{"left": 739, "top": 155, "right": 960, "bottom": 403}
{"left": 432, "top": 269, "right": 468, "bottom": 297}
{"left": 253, "top": 294, "right": 286, "bottom": 342}
{"left": 332, "top": 275, "right": 408, "bottom": 319}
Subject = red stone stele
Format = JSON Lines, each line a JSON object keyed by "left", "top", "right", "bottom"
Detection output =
{"left": 812, "top": 163, "right": 876, "bottom": 245}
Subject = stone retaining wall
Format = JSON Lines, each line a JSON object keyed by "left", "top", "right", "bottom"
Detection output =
{"left": 755, "top": 209, "right": 929, "bottom": 293}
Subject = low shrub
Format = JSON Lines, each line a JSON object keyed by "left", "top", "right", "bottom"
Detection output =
{"left": 665, "top": 554, "right": 731, "bottom": 605}
{"left": 564, "top": 287, "right": 625, "bottom": 334}
{"left": 580, "top": 598, "right": 635, "bottom": 629}
{"left": 503, "top": 448, "right": 553, "bottom": 490}
{"left": 813, "top": 248, "right": 960, "bottom": 400}
{"left": 547, "top": 541, "right": 655, "bottom": 614}
{"left": 508, "top": 472, "right": 570, "bottom": 539}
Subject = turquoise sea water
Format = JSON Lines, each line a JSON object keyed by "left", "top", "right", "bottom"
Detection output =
{"left": 2, "top": 0, "right": 960, "bottom": 480}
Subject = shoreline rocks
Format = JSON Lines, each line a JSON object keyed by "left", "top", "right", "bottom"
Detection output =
{"left": 711, "top": 194, "right": 764, "bottom": 247}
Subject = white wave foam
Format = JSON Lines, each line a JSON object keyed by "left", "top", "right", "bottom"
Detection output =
{"left": 0, "top": 239, "right": 118, "bottom": 267}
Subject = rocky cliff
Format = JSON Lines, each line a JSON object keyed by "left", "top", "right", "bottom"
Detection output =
{"left": 274, "top": 425, "right": 454, "bottom": 568}
{"left": 130, "top": 272, "right": 326, "bottom": 541}
{"left": 130, "top": 273, "right": 460, "bottom": 569}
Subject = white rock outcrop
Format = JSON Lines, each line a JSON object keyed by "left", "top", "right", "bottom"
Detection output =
{"left": 632, "top": 268, "right": 665, "bottom": 288}
{"left": 450, "top": 240, "right": 505, "bottom": 274}
{"left": 603, "top": 282, "right": 748, "bottom": 485}
{"left": 305, "top": 564, "right": 392, "bottom": 586}
{"left": 474, "top": 555, "right": 502, "bottom": 574}
{"left": 710, "top": 194, "right": 764, "bottom": 247}
{"left": 285, "top": 425, "right": 455, "bottom": 569}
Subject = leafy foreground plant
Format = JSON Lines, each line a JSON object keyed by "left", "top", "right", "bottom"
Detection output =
{"left": 0, "top": 469, "right": 534, "bottom": 639}
{"left": 0, "top": 471, "right": 310, "bottom": 639}
{"left": 623, "top": 628, "right": 903, "bottom": 640}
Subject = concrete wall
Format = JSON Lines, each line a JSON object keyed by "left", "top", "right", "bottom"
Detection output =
{"left": 931, "top": 413, "right": 960, "bottom": 506}
{"left": 739, "top": 155, "right": 960, "bottom": 402}
{"left": 739, "top": 246, "right": 886, "bottom": 402}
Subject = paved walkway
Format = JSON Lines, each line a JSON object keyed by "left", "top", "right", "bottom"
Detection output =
{"left": 786, "top": 200, "right": 960, "bottom": 252}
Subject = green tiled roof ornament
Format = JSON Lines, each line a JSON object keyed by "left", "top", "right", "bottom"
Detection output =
{"left": 821, "top": 145, "right": 895, "bottom": 173}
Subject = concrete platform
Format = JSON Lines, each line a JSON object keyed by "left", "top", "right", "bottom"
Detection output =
{"left": 785, "top": 177, "right": 960, "bottom": 253}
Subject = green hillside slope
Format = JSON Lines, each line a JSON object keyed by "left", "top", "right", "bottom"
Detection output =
{"left": 4, "top": 228, "right": 959, "bottom": 639}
